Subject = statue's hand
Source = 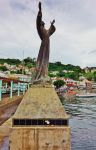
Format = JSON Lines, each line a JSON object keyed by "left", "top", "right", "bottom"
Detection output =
{"left": 51, "top": 20, "right": 55, "bottom": 25}
{"left": 52, "top": 20, "right": 55, "bottom": 24}
{"left": 39, "top": 2, "right": 42, "bottom": 11}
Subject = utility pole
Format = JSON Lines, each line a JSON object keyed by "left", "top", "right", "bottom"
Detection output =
{"left": 22, "top": 50, "right": 24, "bottom": 75}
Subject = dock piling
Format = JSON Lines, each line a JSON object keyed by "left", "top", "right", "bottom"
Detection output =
{"left": 10, "top": 81, "right": 13, "bottom": 98}
{"left": 18, "top": 82, "right": 20, "bottom": 96}
{"left": 0, "top": 80, "right": 2, "bottom": 101}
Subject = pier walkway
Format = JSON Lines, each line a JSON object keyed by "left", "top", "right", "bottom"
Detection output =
{"left": 0, "top": 95, "right": 23, "bottom": 149}
{"left": 0, "top": 95, "right": 23, "bottom": 125}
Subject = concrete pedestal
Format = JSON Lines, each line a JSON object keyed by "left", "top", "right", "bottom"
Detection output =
{"left": 10, "top": 127, "right": 70, "bottom": 150}
{"left": 10, "top": 85, "right": 71, "bottom": 150}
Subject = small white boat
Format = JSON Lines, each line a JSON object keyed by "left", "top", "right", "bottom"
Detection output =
{"left": 76, "top": 93, "right": 96, "bottom": 98}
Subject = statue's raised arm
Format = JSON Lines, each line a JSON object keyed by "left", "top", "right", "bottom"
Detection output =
{"left": 49, "top": 19, "right": 56, "bottom": 36}
{"left": 36, "top": 2, "right": 43, "bottom": 40}
{"left": 39, "top": 1, "right": 41, "bottom": 12}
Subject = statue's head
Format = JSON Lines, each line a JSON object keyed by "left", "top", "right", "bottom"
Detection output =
{"left": 41, "top": 21, "right": 45, "bottom": 27}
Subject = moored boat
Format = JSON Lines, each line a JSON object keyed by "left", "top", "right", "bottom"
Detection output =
{"left": 76, "top": 93, "right": 96, "bottom": 98}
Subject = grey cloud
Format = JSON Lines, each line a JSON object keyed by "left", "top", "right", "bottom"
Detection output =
{"left": 88, "top": 49, "right": 96, "bottom": 54}
{"left": 10, "top": 1, "right": 27, "bottom": 11}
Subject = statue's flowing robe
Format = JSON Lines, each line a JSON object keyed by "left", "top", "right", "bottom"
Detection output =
{"left": 34, "top": 10, "right": 56, "bottom": 80}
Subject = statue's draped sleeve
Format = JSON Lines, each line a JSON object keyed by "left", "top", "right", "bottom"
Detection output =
{"left": 36, "top": 10, "right": 43, "bottom": 40}
{"left": 49, "top": 24, "right": 56, "bottom": 37}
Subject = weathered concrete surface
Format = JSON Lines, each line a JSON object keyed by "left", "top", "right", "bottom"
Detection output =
{"left": 13, "top": 86, "right": 68, "bottom": 119}
{"left": 10, "top": 127, "right": 71, "bottom": 150}
{"left": 0, "top": 118, "right": 12, "bottom": 149}
{"left": 10, "top": 86, "right": 71, "bottom": 150}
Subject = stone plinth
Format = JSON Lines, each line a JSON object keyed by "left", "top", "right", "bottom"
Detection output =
{"left": 10, "top": 85, "right": 71, "bottom": 150}
{"left": 10, "top": 127, "right": 71, "bottom": 150}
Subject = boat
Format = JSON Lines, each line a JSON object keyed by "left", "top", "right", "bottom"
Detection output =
{"left": 76, "top": 93, "right": 96, "bottom": 98}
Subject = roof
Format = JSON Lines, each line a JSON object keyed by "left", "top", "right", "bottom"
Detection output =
{"left": 0, "top": 77, "right": 29, "bottom": 84}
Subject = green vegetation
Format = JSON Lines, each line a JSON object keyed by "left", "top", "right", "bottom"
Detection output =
{"left": 64, "top": 72, "right": 79, "bottom": 80}
{"left": 49, "top": 62, "right": 83, "bottom": 72}
{"left": 49, "top": 73, "right": 56, "bottom": 77}
{"left": 0, "top": 57, "right": 36, "bottom": 69}
{"left": 84, "top": 71, "right": 96, "bottom": 81}
{"left": 23, "top": 57, "right": 36, "bottom": 68}
{"left": 93, "top": 72, "right": 96, "bottom": 82}
{"left": 48, "top": 62, "right": 84, "bottom": 80}
{"left": 0, "top": 58, "right": 21, "bottom": 65}
{"left": 56, "top": 71, "right": 79, "bottom": 80}
{"left": 85, "top": 72, "right": 93, "bottom": 81}
{"left": 10, "top": 70, "right": 22, "bottom": 74}
{"left": 53, "top": 80, "right": 65, "bottom": 88}
{"left": 0, "top": 66, "right": 8, "bottom": 71}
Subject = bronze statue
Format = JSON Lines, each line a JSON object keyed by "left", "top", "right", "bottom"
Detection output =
{"left": 33, "top": 2, "right": 56, "bottom": 83}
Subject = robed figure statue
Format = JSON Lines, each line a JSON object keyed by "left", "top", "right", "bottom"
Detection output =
{"left": 33, "top": 2, "right": 56, "bottom": 83}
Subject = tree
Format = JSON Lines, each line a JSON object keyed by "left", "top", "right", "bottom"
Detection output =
{"left": 23, "top": 57, "right": 32, "bottom": 64}
{"left": 48, "top": 73, "right": 56, "bottom": 77}
{"left": 0, "top": 58, "right": 21, "bottom": 65}
{"left": 57, "top": 71, "right": 65, "bottom": 77}
{"left": 93, "top": 71, "right": 96, "bottom": 82}
{"left": 56, "top": 61, "right": 62, "bottom": 66}
{"left": 17, "top": 70, "right": 22, "bottom": 74}
{"left": 26, "top": 63, "right": 33, "bottom": 69}
{"left": 86, "top": 72, "right": 93, "bottom": 81}
{"left": 64, "top": 72, "right": 79, "bottom": 80}
{"left": 53, "top": 80, "right": 65, "bottom": 89}
{"left": 0, "top": 66, "right": 8, "bottom": 71}
{"left": 23, "top": 57, "right": 36, "bottom": 66}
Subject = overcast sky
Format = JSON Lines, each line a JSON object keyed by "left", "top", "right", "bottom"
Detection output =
{"left": 0, "top": 0, "right": 96, "bottom": 67}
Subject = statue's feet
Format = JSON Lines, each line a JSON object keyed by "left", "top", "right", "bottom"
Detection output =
{"left": 32, "top": 76, "right": 51, "bottom": 85}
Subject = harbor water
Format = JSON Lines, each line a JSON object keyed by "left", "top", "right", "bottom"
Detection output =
{"left": 61, "top": 97, "right": 96, "bottom": 150}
